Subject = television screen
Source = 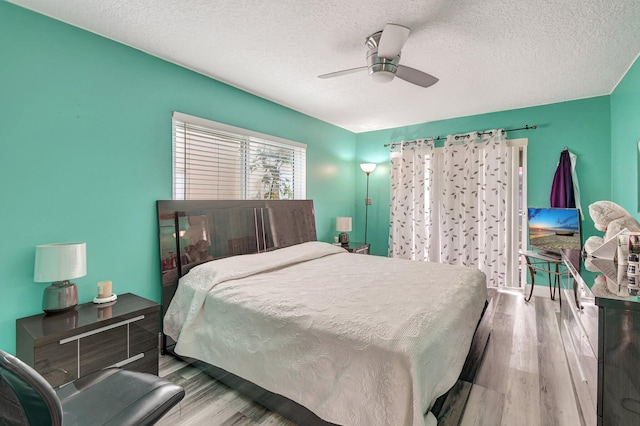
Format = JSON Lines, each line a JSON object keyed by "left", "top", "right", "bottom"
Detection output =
{"left": 527, "top": 207, "right": 581, "bottom": 254}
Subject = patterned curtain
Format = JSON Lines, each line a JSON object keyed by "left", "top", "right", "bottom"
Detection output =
{"left": 389, "top": 129, "right": 519, "bottom": 287}
{"left": 389, "top": 139, "right": 438, "bottom": 261}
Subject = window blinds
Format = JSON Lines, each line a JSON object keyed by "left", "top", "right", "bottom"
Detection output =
{"left": 172, "top": 112, "right": 306, "bottom": 201}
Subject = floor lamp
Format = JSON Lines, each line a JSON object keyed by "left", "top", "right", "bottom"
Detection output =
{"left": 360, "top": 163, "right": 377, "bottom": 244}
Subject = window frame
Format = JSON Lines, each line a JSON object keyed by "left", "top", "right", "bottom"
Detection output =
{"left": 172, "top": 112, "right": 306, "bottom": 201}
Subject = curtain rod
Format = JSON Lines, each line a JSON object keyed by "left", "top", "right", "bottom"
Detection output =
{"left": 383, "top": 124, "right": 537, "bottom": 147}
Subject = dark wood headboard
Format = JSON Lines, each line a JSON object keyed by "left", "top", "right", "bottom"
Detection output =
{"left": 156, "top": 200, "right": 317, "bottom": 351}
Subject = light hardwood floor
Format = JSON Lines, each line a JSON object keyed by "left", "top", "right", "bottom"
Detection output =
{"left": 157, "top": 289, "right": 582, "bottom": 426}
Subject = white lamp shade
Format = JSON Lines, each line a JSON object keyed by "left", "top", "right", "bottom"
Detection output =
{"left": 360, "top": 163, "right": 377, "bottom": 173}
{"left": 34, "top": 242, "right": 87, "bottom": 282}
{"left": 336, "top": 217, "right": 352, "bottom": 232}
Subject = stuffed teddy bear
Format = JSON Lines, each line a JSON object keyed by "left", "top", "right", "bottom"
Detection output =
{"left": 583, "top": 201, "right": 640, "bottom": 271}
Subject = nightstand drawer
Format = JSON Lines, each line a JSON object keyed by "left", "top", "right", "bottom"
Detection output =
{"left": 35, "top": 339, "right": 78, "bottom": 386}
{"left": 121, "top": 347, "right": 159, "bottom": 375}
{"left": 80, "top": 324, "right": 129, "bottom": 376}
{"left": 130, "top": 313, "right": 159, "bottom": 354}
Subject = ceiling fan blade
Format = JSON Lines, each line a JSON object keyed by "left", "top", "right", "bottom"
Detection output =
{"left": 396, "top": 65, "right": 439, "bottom": 88}
{"left": 377, "top": 23, "right": 410, "bottom": 59}
{"left": 318, "top": 66, "right": 367, "bottom": 79}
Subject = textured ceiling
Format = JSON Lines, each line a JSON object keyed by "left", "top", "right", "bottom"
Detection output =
{"left": 9, "top": 0, "right": 640, "bottom": 133}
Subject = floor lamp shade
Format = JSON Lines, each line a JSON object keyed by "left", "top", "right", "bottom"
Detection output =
{"left": 34, "top": 242, "right": 86, "bottom": 314}
{"left": 359, "top": 163, "right": 377, "bottom": 174}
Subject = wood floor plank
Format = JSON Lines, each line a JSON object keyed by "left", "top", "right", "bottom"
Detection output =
{"left": 500, "top": 292, "right": 541, "bottom": 425}
{"left": 218, "top": 412, "right": 260, "bottom": 426}
{"left": 494, "top": 289, "right": 517, "bottom": 314}
{"left": 535, "top": 298, "right": 581, "bottom": 426}
{"left": 460, "top": 383, "right": 504, "bottom": 426}
{"left": 473, "top": 292, "right": 515, "bottom": 393}
{"left": 238, "top": 400, "right": 271, "bottom": 423}
{"left": 166, "top": 388, "right": 253, "bottom": 426}
{"left": 509, "top": 294, "right": 539, "bottom": 374}
{"left": 257, "top": 414, "right": 297, "bottom": 426}
{"left": 158, "top": 369, "right": 253, "bottom": 425}
{"left": 501, "top": 368, "right": 542, "bottom": 425}
{"left": 159, "top": 352, "right": 187, "bottom": 375}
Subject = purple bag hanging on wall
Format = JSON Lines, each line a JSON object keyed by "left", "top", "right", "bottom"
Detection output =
{"left": 550, "top": 148, "right": 575, "bottom": 208}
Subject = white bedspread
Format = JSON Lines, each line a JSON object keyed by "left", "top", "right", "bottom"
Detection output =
{"left": 164, "top": 241, "right": 487, "bottom": 426}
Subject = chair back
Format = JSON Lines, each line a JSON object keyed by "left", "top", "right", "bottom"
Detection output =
{"left": 0, "top": 349, "right": 62, "bottom": 426}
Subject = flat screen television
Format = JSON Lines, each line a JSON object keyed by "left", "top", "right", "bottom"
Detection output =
{"left": 527, "top": 207, "right": 581, "bottom": 255}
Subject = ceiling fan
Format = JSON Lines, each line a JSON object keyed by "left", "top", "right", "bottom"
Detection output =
{"left": 318, "top": 23, "right": 439, "bottom": 88}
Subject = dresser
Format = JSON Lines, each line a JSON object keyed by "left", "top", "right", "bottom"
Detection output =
{"left": 16, "top": 293, "right": 160, "bottom": 388}
{"left": 561, "top": 249, "right": 640, "bottom": 426}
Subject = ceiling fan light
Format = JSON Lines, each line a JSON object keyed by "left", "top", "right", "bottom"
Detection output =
{"left": 367, "top": 51, "right": 398, "bottom": 83}
{"left": 370, "top": 71, "right": 395, "bottom": 83}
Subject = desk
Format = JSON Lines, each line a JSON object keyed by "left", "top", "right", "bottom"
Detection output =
{"left": 520, "top": 249, "right": 567, "bottom": 302}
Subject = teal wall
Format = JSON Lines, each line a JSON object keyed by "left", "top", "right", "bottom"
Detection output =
{"left": 1, "top": 1, "right": 636, "bottom": 355}
{"left": 0, "top": 2, "right": 356, "bottom": 353}
{"left": 355, "top": 97, "right": 612, "bottom": 256}
{"left": 611, "top": 56, "right": 640, "bottom": 216}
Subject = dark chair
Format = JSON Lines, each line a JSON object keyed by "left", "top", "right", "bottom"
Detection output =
{"left": 0, "top": 349, "right": 185, "bottom": 426}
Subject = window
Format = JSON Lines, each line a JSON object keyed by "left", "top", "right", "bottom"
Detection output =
{"left": 172, "top": 112, "right": 306, "bottom": 200}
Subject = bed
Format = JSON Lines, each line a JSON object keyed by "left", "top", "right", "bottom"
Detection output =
{"left": 156, "top": 200, "right": 492, "bottom": 426}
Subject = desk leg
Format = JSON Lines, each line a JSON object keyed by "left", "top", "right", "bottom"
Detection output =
{"left": 525, "top": 280, "right": 535, "bottom": 302}
{"left": 524, "top": 255, "right": 535, "bottom": 302}
{"left": 521, "top": 254, "right": 563, "bottom": 303}
{"left": 557, "top": 264, "right": 562, "bottom": 307}
{"left": 548, "top": 261, "right": 556, "bottom": 300}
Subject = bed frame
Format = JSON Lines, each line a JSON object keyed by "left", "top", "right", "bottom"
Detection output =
{"left": 156, "top": 199, "right": 494, "bottom": 425}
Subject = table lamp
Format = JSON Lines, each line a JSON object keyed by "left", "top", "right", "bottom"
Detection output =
{"left": 336, "top": 217, "right": 352, "bottom": 247}
{"left": 34, "top": 242, "right": 86, "bottom": 314}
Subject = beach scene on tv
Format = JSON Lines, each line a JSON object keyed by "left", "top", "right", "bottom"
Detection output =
{"left": 528, "top": 207, "right": 581, "bottom": 253}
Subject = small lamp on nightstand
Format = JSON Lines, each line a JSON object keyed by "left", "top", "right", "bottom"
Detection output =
{"left": 336, "top": 217, "right": 352, "bottom": 247}
{"left": 34, "top": 242, "right": 86, "bottom": 314}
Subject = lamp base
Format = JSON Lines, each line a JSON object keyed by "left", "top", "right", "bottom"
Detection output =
{"left": 339, "top": 232, "right": 350, "bottom": 247}
{"left": 43, "top": 280, "right": 78, "bottom": 315}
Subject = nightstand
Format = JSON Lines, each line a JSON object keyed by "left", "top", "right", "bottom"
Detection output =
{"left": 344, "top": 242, "right": 370, "bottom": 254}
{"left": 16, "top": 293, "right": 160, "bottom": 388}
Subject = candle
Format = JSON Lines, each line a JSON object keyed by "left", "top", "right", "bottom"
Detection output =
{"left": 97, "top": 280, "right": 112, "bottom": 298}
